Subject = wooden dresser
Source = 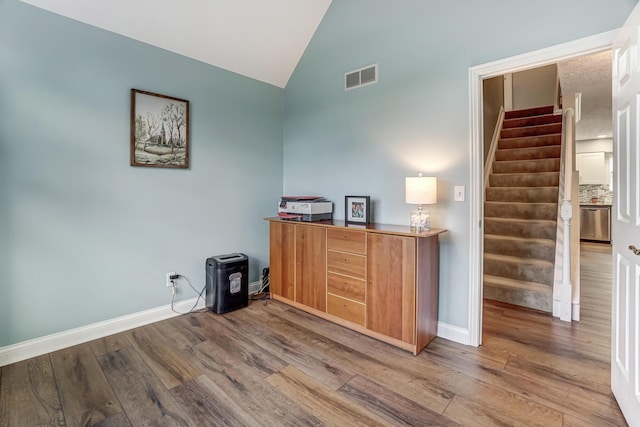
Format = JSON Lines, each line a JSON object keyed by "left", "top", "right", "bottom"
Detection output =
{"left": 266, "top": 218, "right": 446, "bottom": 355}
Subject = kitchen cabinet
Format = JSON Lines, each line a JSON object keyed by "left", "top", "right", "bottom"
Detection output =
{"left": 267, "top": 218, "right": 446, "bottom": 355}
{"left": 576, "top": 152, "right": 608, "bottom": 184}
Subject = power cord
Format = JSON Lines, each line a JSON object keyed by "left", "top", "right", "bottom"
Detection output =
{"left": 250, "top": 274, "right": 270, "bottom": 301}
{"left": 170, "top": 274, "right": 208, "bottom": 315}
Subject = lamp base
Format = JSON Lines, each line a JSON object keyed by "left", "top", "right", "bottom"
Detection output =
{"left": 410, "top": 209, "right": 430, "bottom": 232}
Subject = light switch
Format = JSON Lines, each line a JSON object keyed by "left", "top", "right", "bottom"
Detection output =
{"left": 454, "top": 185, "right": 465, "bottom": 202}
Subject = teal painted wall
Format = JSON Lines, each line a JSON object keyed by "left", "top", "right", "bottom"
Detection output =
{"left": 0, "top": 1, "right": 283, "bottom": 346}
{"left": 283, "top": 0, "right": 637, "bottom": 329}
{"left": 2, "top": 0, "right": 637, "bottom": 348}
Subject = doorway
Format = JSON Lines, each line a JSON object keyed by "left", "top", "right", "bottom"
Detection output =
{"left": 468, "top": 30, "right": 618, "bottom": 346}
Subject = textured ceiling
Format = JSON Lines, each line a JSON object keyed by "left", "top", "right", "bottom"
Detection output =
{"left": 557, "top": 50, "right": 612, "bottom": 141}
{"left": 19, "top": 0, "right": 332, "bottom": 88}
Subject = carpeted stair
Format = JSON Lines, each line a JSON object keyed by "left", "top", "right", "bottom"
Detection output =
{"left": 484, "top": 105, "right": 561, "bottom": 313}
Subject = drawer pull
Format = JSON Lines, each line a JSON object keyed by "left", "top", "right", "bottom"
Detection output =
{"left": 630, "top": 245, "right": 640, "bottom": 256}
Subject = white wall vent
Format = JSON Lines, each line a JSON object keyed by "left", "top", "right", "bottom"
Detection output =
{"left": 345, "top": 64, "right": 378, "bottom": 91}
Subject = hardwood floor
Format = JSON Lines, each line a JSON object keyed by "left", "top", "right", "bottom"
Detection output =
{"left": 0, "top": 243, "right": 626, "bottom": 426}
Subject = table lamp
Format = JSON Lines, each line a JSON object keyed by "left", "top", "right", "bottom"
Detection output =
{"left": 405, "top": 173, "right": 437, "bottom": 232}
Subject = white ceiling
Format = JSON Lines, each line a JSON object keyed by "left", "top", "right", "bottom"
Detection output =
{"left": 20, "top": 0, "right": 332, "bottom": 88}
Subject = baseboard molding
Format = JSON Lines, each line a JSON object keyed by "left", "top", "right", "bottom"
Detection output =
{"left": 2, "top": 300, "right": 471, "bottom": 366}
{"left": 437, "top": 321, "right": 471, "bottom": 346}
{"left": 0, "top": 297, "right": 206, "bottom": 367}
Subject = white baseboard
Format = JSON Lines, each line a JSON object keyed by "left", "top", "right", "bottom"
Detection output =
{"left": 437, "top": 321, "right": 470, "bottom": 346}
{"left": 2, "top": 300, "right": 471, "bottom": 366}
{"left": 0, "top": 297, "right": 206, "bottom": 367}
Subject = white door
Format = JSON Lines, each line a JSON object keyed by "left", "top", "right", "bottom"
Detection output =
{"left": 612, "top": 4, "right": 640, "bottom": 426}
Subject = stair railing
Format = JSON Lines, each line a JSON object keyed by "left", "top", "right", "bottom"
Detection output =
{"left": 557, "top": 107, "right": 576, "bottom": 322}
{"left": 484, "top": 106, "right": 505, "bottom": 196}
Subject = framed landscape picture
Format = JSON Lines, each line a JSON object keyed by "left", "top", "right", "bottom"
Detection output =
{"left": 130, "top": 89, "right": 190, "bottom": 168}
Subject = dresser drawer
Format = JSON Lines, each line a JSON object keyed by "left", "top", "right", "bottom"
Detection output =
{"left": 327, "top": 250, "right": 366, "bottom": 278}
{"left": 327, "top": 228, "right": 366, "bottom": 254}
{"left": 328, "top": 272, "right": 365, "bottom": 303}
{"left": 327, "top": 294, "right": 365, "bottom": 326}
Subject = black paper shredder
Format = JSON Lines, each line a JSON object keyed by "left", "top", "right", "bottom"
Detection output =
{"left": 205, "top": 253, "right": 249, "bottom": 314}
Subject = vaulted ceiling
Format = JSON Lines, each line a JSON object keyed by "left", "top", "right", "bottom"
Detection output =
{"left": 19, "top": 0, "right": 333, "bottom": 88}
{"left": 18, "top": 0, "right": 614, "bottom": 141}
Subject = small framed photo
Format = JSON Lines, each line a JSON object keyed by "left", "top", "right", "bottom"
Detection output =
{"left": 345, "top": 196, "right": 371, "bottom": 224}
{"left": 130, "top": 89, "right": 190, "bottom": 168}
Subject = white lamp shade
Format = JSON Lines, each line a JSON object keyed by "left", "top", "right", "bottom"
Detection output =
{"left": 405, "top": 176, "right": 437, "bottom": 205}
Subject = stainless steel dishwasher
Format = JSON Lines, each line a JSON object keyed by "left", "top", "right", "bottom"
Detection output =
{"left": 580, "top": 205, "right": 611, "bottom": 242}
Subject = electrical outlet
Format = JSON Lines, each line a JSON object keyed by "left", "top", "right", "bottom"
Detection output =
{"left": 166, "top": 272, "right": 176, "bottom": 287}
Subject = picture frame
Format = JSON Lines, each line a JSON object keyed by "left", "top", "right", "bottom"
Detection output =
{"left": 345, "top": 196, "right": 371, "bottom": 224}
{"left": 130, "top": 89, "right": 190, "bottom": 168}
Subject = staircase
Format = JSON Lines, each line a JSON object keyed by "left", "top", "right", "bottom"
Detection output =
{"left": 484, "top": 105, "right": 562, "bottom": 313}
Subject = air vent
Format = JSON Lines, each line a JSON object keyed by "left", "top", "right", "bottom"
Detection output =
{"left": 345, "top": 64, "right": 378, "bottom": 91}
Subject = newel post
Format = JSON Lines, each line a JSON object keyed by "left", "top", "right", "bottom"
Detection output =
{"left": 560, "top": 200, "right": 573, "bottom": 321}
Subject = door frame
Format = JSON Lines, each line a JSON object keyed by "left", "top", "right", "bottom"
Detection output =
{"left": 467, "top": 30, "right": 618, "bottom": 346}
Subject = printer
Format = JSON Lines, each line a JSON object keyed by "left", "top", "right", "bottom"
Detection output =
{"left": 278, "top": 196, "right": 333, "bottom": 221}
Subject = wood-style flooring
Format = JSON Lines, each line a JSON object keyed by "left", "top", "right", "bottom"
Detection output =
{"left": 0, "top": 243, "right": 626, "bottom": 426}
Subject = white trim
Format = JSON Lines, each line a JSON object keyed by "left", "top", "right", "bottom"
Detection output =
{"left": 503, "top": 73, "right": 513, "bottom": 111}
{"left": 468, "top": 29, "right": 617, "bottom": 347}
{"left": 575, "top": 92, "right": 583, "bottom": 122}
{"left": 553, "top": 299, "right": 581, "bottom": 321}
{"left": 437, "top": 321, "right": 470, "bottom": 345}
{"left": 0, "top": 297, "right": 206, "bottom": 367}
{"left": 468, "top": 65, "right": 484, "bottom": 347}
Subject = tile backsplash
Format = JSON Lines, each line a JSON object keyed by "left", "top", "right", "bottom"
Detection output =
{"left": 579, "top": 184, "right": 613, "bottom": 204}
